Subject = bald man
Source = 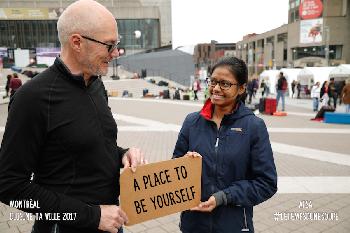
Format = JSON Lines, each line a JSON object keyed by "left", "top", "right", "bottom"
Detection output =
{"left": 0, "top": 1, "right": 145, "bottom": 233}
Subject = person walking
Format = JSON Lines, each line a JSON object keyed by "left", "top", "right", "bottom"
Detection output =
{"left": 296, "top": 81, "right": 301, "bottom": 99}
{"left": 311, "top": 82, "right": 321, "bottom": 112}
{"left": 328, "top": 78, "right": 338, "bottom": 109}
{"left": 247, "top": 79, "right": 254, "bottom": 104}
{"left": 341, "top": 79, "right": 350, "bottom": 113}
{"left": 193, "top": 78, "right": 201, "bottom": 100}
{"left": 9, "top": 73, "right": 22, "bottom": 98}
{"left": 173, "top": 57, "right": 277, "bottom": 233}
{"left": 7, "top": 73, "right": 22, "bottom": 111}
{"left": 0, "top": 1, "right": 145, "bottom": 233}
{"left": 247, "top": 78, "right": 258, "bottom": 104}
{"left": 291, "top": 80, "right": 296, "bottom": 98}
{"left": 3, "top": 74, "right": 12, "bottom": 98}
{"left": 276, "top": 72, "right": 288, "bottom": 111}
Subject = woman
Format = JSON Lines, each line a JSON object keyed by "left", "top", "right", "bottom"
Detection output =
{"left": 320, "top": 81, "right": 329, "bottom": 107}
{"left": 341, "top": 79, "right": 350, "bottom": 113}
{"left": 173, "top": 57, "right": 277, "bottom": 233}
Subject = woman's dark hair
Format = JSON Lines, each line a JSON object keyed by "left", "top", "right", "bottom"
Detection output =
{"left": 210, "top": 57, "right": 248, "bottom": 102}
{"left": 210, "top": 57, "right": 248, "bottom": 85}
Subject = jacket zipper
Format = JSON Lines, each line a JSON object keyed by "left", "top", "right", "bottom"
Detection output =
{"left": 241, "top": 207, "right": 250, "bottom": 232}
{"left": 213, "top": 127, "right": 220, "bottom": 194}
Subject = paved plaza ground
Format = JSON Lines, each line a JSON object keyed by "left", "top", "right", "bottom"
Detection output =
{"left": 0, "top": 76, "right": 349, "bottom": 232}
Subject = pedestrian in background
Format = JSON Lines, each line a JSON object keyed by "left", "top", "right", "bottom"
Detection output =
{"left": 291, "top": 80, "right": 296, "bottom": 98}
{"left": 338, "top": 80, "right": 346, "bottom": 105}
{"left": 320, "top": 81, "right": 330, "bottom": 107}
{"left": 193, "top": 77, "right": 201, "bottom": 100}
{"left": 311, "top": 81, "right": 321, "bottom": 112}
{"left": 173, "top": 57, "right": 277, "bottom": 233}
{"left": 341, "top": 79, "right": 350, "bottom": 113}
{"left": 276, "top": 72, "right": 288, "bottom": 111}
{"left": 296, "top": 81, "right": 301, "bottom": 99}
{"left": 9, "top": 73, "right": 22, "bottom": 98}
{"left": 247, "top": 77, "right": 258, "bottom": 104}
{"left": 328, "top": 77, "right": 338, "bottom": 109}
{"left": 2, "top": 74, "right": 11, "bottom": 98}
{"left": 0, "top": 1, "right": 145, "bottom": 233}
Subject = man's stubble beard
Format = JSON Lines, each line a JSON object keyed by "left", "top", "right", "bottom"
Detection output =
{"left": 85, "top": 55, "right": 107, "bottom": 77}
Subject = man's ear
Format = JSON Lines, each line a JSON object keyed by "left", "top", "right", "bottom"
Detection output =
{"left": 69, "top": 34, "right": 82, "bottom": 52}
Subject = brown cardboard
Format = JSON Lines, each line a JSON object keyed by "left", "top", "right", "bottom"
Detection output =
{"left": 120, "top": 156, "right": 202, "bottom": 225}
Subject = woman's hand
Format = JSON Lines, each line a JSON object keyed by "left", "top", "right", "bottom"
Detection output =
{"left": 190, "top": 196, "right": 216, "bottom": 212}
{"left": 184, "top": 151, "right": 202, "bottom": 158}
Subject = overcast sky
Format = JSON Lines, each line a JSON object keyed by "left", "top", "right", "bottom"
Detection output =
{"left": 171, "top": 0, "right": 289, "bottom": 49}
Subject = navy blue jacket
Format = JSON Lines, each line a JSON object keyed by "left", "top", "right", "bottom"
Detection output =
{"left": 173, "top": 100, "right": 277, "bottom": 233}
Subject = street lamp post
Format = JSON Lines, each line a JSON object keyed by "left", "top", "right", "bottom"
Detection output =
{"left": 133, "top": 30, "right": 141, "bottom": 55}
{"left": 324, "top": 26, "right": 330, "bottom": 66}
{"left": 132, "top": 30, "right": 141, "bottom": 77}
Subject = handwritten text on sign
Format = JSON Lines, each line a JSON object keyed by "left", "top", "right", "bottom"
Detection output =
{"left": 120, "top": 156, "right": 202, "bottom": 225}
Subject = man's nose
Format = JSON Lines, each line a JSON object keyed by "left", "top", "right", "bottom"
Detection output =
{"left": 110, "top": 47, "right": 119, "bottom": 58}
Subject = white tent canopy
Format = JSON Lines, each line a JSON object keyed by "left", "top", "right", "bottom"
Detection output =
{"left": 297, "top": 67, "right": 334, "bottom": 87}
{"left": 329, "top": 64, "right": 350, "bottom": 81}
{"left": 280, "top": 68, "right": 302, "bottom": 97}
{"left": 259, "top": 70, "right": 279, "bottom": 94}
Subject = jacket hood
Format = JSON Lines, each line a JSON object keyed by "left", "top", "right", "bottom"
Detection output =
{"left": 200, "top": 98, "right": 254, "bottom": 122}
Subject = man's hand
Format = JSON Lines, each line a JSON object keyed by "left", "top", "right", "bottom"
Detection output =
{"left": 98, "top": 205, "right": 128, "bottom": 233}
{"left": 122, "top": 147, "right": 146, "bottom": 172}
{"left": 190, "top": 196, "right": 216, "bottom": 212}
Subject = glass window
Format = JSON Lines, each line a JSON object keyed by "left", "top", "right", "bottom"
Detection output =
{"left": 117, "top": 19, "right": 160, "bottom": 50}
{"left": 292, "top": 45, "right": 343, "bottom": 60}
{"left": 0, "top": 20, "right": 58, "bottom": 48}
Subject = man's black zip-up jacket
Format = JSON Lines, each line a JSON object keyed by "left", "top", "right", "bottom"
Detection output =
{"left": 0, "top": 58, "right": 128, "bottom": 232}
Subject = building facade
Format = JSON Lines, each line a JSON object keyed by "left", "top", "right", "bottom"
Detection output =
{"left": 0, "top": 0, "right": 172, "bottom": 54}
{"left": 193, "top": 40, "right": 236, "bottom": 77}
{"left": 235, "top": 0, "right": 349, "bottom": 76}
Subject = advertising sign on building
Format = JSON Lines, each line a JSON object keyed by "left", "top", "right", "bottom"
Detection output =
{"left": 299, "top": 0, "right": 323, "bottom": 20}
{"left": 0, "top": 8, "right": 63, "bottom": 19}
{"left": 300, "top": 18, "right": 323, "bottom": 44}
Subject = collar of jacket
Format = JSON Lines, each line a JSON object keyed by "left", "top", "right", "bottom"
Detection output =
{"left": 200, "top": 98, "right": 250, "bottom": 121}
{"left": 54, "top": 57, "right": 98, "bottom": 87}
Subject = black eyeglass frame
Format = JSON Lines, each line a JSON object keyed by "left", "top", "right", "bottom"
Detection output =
{"left": 207, "top": 78, "right": 239, "bottom": 90}
{"left": 81, "top": 35, "right": 120, "bottom": 53}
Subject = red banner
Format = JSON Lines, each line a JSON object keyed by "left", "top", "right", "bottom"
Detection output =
{"left": 299, "top": 0, "right": 323, "bottom": 20}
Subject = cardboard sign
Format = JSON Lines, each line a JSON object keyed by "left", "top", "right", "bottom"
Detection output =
{"left": 120, "top": 156, "right": 202, "bottom": 225}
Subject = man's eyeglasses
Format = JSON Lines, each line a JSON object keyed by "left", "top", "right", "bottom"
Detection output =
{"left": 207, "top": 78, "right": 239, "bottom": 90}
{"left": 81, "top": 35, "right": 120, "bottom": 53}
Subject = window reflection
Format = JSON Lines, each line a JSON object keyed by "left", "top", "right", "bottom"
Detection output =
{"left": 0, "top": 18, "right": 160, "bottom": 50}
{"left": 117, "top": 19, "right": 160, "bottom": 50}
